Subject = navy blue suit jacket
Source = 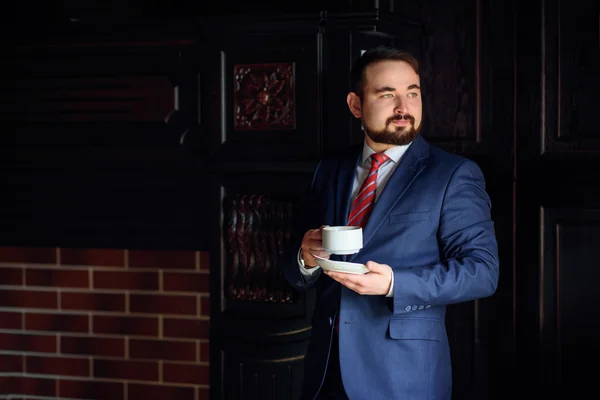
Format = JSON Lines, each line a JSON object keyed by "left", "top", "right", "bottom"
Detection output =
{"left": 284, "top": 135, "right": 499, "bottom": 400}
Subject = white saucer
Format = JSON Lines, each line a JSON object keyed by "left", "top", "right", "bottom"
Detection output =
{"left": 312, "top": 254, "right": 369, "bottom": 275}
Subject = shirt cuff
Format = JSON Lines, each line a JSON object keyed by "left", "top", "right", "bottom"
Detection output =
{"left": 298, "top": 248, "right": 320, "bottom": 276}
{"left": 386, "top": 271, "right": 394, "bottom": 297}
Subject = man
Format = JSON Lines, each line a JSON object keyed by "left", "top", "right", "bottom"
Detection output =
{"left": 283, "top": 46, "right": 500, "bottom": 399}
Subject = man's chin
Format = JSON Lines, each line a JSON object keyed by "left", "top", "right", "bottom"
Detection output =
{"left": 364, "top": 122, "right": 421, "bottom": 146}
{"left": 388, "top": 126, "right": 419, "bottom": 145}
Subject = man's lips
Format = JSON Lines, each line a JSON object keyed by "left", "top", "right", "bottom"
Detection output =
{"left": 390, "top": 119, "right": 409, "bottom": 126}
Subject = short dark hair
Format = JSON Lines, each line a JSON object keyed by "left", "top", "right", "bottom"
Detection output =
{"left": 350, "top": 46, "right": 420, "bottom": 98}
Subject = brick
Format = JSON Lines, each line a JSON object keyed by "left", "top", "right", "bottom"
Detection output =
{"left": 0, "top": 267, "right": 23, "bottom": 286}
{"left": 129, "top": 339, "right": 196, "bottom": 362}
{"left": 130, "top": 294, "right": 196, "bottom": 315}
{"left": 59, "top": 379, "right": 124, "bottom": 400}
{"left": 25, "top": 313, "right": 88, "bottom": 333}
{"left": 163, "top": 272, "right": 210, "bottom": 293}
{"left": 199, "top": 251, "right": 210, "bottom": 271}
{"left": 26, "top": 355, "right": 89, "bottom": 377}
{"left": 0, "top": 376, "right": 56, "bottom": 397}
{"left": 0, "top": 311, "right": 22, "bottom": 329}
{"left": 94, "top": 359, "right": 158, "bottom": 381}
{"left": 61, "top": 336, "right": 124, "bottom": 357}
{"left": 0, "top": 332, "right": 56, "bottom": 353}
{"left": 200, "top": 296, "right": 210, "bottom": 316}
{"left": 26, "top": 268, "right": 89, "bottom": 288}
{"left": 0, "top": 354, "right": 24, "bottom": 373}
{"left": 0, "top": 289, "right": 57, "bottom": 309}
{"left": 61, "top": 292, "right": 125, "bottom": 312}
{"left": 129, "top": 249, "right": 196, "bottom": 269}
{"left": 93, "top": 270, "right": 158, "bottom": 291}
{"left": 128, "top": 383, "right": 195, "bottom": 400}
{"left": 93, "top": 315, "right": 158, "bottom": 336}
{"left": 198, "top": 387, "right": 210, "bottom": 400}
{"left": 60, "top": 248, "right": 125, "bottom": 267}
{"left": 163, "top": 362, "right": 209, "bottom": 385}
{"left": 200, "top": 341, "right": 210, "bottom": 362}
{"left": 0, "top": 247, "right": 57, "bottom": 264}
{"left": 163, "top": 318, "right": 208, "bottom": 339}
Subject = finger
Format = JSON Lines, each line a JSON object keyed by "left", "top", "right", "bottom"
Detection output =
{"left": 365, "top": 261, "right": 388, "bottom": 274}
{"left": 303, "top": 240, "right": 326, "bottom": 254}
{"left": 303, "top": 233, "right": 323, "bottom": 249}
{"left": 307, "top": 229, "right": 323, "bottom": 240}
{"left": 326, "top": 271, "right": 352, "bottom": 285}
{"left": 344, "top": 274, "right": 353, "bottom": 287}
{"left": 309, "top": 250, "right": 330, "bottom": 259}
{"left": 305, "top": 238, "right": 324, "bottom": 249}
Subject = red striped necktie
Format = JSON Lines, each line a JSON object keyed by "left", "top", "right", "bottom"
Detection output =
{"left": 347, "top": 152, "right": 390, "bottom": 228}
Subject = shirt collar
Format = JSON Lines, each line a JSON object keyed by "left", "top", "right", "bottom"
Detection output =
{"left": 360, "top": 140, "right": 413, "bottom": 166}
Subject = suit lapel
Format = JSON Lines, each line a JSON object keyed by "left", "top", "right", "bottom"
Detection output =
{"left": 348, "top": 136, "right": 430, "bottom": 261}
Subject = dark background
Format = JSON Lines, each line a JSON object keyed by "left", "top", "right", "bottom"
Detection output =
{"left": 1, "top": 0, "right": 599, "bottom": 399}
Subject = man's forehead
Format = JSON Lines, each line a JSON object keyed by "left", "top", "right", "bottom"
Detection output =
{"left": 365, "top": 71, "right": 420, "bottom": 92}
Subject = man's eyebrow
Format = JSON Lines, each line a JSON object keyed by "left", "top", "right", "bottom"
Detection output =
{"left": 408, "top": 84, "right": 421, "bottom": 90}
{"left": 373, "top": 86, "right": 396, "bottom": 93}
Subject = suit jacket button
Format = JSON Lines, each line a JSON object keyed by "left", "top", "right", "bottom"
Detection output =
{"left": 411, "top": 305, "right": 418, "bottom": 311}
{"left": 425, "top": 305, "right": 431, "bottom": 309}
{"left": 405, "top": 305, "right": 412, "bottom": 311}
{"left": 418, "top": 305, "right": 425, "bottom": 310}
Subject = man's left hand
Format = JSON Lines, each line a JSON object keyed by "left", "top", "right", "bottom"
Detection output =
{"left": 324, "top": 261, "right": 392, "bottom": 295}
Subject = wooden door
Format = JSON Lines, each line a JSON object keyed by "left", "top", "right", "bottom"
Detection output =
{"left": 515, "top": 0, "right": 600, "bottom": 397}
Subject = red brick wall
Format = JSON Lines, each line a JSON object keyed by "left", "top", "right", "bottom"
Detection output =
{"left": 0, "top": 246, "right": 210, "bottom": 400}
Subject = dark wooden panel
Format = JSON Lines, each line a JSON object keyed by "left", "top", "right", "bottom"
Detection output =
{"left": 215, "top": 170, "right": 316, "bottom": 322}
{"left": 516, "top": 3, "right": 600, "bottom": 396}
{"left": 0, "top": 41, "right": 199, "bottom": 150}
{"left": 540, "top": 208, "right": 600, "bottom": 397}
{"left": 221, "top": 341, "right": 308, "bottom": 400}
{"left": 416, "top": 0, "right": 487, "bottom": 154}
{"left": 210, "top": 170, "right": 316, "bottom": 399}
{"left": 0, "top": 76, "right": 175, "bottom": 123}
{"left": 202, "top": 29, "right": 322, "bottom": 162}
{"left": 542, "top": 0, "right": 600, "bottom": 153}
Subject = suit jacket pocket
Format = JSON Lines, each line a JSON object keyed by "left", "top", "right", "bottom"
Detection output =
{"left": 388, "top": 318, "right": 443, "bottom": 342}
{"left": 389, "top": 211, "right": 431, "bottom": 223}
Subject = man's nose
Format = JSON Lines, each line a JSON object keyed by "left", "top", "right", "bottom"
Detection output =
{"left": 393, "top": 98, "right": 408, "bottom": 114}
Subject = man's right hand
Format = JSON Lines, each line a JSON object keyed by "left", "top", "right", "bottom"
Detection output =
{"left": 300, "top": 227, "right": 330, "bottom": 268}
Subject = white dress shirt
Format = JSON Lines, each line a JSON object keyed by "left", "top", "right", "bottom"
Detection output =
{"left": 298, "top": 140, "right": 413, "bottom": 297}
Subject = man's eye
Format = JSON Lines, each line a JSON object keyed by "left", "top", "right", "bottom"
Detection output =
{"left": 408, "top": 92, "right": 419, "bottom": 98}
{"left": 382, "top": 94, "right": 393, "bottom": 98}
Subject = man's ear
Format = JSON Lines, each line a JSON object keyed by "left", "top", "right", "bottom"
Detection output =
{"left": 346, "top": 92, "right": 362, "bottom": 118}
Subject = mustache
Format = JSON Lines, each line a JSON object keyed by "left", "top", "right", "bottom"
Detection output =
{"left": 386, "top": 114, "right": 415, "bottom": 125}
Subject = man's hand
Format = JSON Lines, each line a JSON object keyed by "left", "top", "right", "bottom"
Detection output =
{"left": 324, "top": 261, "right": 393, "bottom": 295}
{"left": 301, "top": 227, "right": 330, "bottom": 268}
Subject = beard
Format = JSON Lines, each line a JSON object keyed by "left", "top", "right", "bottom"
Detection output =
{"left": 363, "top": 114, "right": 421, "bottom": 146}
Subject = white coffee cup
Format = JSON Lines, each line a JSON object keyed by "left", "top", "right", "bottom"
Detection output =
{"left": 321, "top": 225, "right": 363, "bottom": 255}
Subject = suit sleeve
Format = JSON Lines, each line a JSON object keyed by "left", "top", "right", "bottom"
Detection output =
{"left": 282, "top": 161, "right": 324, "bottom": 291}
{"left": 391, "top": 159, "right": 500, "bottom": 314}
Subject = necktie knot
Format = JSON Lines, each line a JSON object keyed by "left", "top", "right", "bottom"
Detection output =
{"left": 371, "top": 152, "right": 389, "bottom": 169}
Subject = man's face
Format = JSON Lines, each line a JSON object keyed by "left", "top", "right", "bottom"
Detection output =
{"left": 347, "top": 60, "right": 422, "bottom": 147}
